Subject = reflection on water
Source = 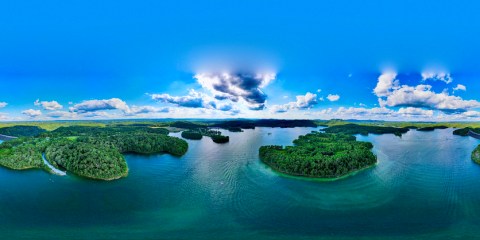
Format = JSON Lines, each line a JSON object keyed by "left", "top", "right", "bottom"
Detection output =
{"left": 1, "top": 128, "right": 480, "bottom": 239}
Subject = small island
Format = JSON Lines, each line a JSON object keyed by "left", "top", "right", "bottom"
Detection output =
{"left": 416, "top": 126, "right": 448, "bottom": 131}
{"left": 211, "top": 135, "right": 229, "bottom": 143}
{"left": 473, "top": 145, "right": 480, "bottom": 164}
{"left": 181, "top": 130, "right": 203, "bottom": 140}
{"left": 259, "top": 132, "right": 376, "bottom": 179}
{"left": 179, "top": 128, "right": 229, "bottom": 143}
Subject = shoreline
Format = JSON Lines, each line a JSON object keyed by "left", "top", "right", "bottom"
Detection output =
{"left": 262, "top": 161, "right": 377, "bottom": 182}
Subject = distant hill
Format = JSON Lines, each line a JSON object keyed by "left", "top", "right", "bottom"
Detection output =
{"left": 0, "top": 126, "right": 46, "bottom": 137}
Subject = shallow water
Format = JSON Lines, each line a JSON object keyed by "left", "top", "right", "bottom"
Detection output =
{"left": 0, "top": 128, "right": 480, "bottom": 239}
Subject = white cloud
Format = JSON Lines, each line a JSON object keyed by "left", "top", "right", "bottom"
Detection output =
{"left": 0, "top": 102, "right": 7, "bottom": 108}
{"left": 335, "top": 107, "right": 394, "bottom": 116}
{"left": 460, "top": 111, "right": 480, "bottom": 118}
{"left": 151, "top": 89, "right": 216, "bottom": 109}
{"left": 453, "top": 84, "right": 466, "bottom": 92}
{"left": 70, "top": 98, "right": 130, "bottom": 113}
{"left": 47, "top": 111, "right": 78, "bottom": 118}
{"left": 270, "top": 92, "right": 318, "bottom": 113}
{"left": 150, "top": 89, "right": 239, "bottom": 115}
{"left": 34, "top": 99, "right": 63, "bottom": 110}
{"left": 317, "top": 89, "right": 322, "bottom": 93}
{"left": 397, "top": 107, "right": 434, "bottom": 116}
{"left": 373, "top": 71, "right": 398, "bottom": 97}
{"left": 379, "top": 84, "right": 480, "bottom": 112}
{"left": 128, "top": 106, "right": 169, "bottom": 115}
{"left": 22, "top": 109, "right": 42, "bottom": 118}
{"left": 374, "top": 73, "right": 479, "bottom": 113}
{"left": 421, "top": 71, "right": 453, "bottom": 84}
{"left": 327, "top": 94, "right": 340, "bottom": 102}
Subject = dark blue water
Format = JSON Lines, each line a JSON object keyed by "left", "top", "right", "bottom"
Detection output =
{"left": 1, "top": 128, "right": 480, "bottom": 239}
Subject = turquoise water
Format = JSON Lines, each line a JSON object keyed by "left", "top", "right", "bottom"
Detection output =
{"left": 1, "top": 128, "right": 480, "bottom": 239}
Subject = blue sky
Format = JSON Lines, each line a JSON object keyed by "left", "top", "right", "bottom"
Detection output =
{"left": 1, "top": 0, "right": 480, "bottom": 121}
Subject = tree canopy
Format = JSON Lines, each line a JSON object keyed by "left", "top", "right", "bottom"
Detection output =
{"left": 259, "top": 132, "right": 376, "bottom": 178}
{"left": 0, "top": 126, "right": 188, "bottom": 180}
{"left": 323, "top": 124, "right": 409, "bottom": 136}
{"left": 0, "top": 126, "right": 46, "bottom": 137}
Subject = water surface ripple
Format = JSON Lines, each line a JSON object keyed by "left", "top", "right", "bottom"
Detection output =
{"left": 1, "top": 128, "right": 480, "bottom": 239}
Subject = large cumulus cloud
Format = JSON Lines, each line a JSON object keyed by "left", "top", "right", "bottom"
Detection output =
{"left": 195, "top": 72, "right": 275, "bottom": 110}
{"left": 374, "top": 72, "right": 480, "bottom": 113}
{"left": 22, "top": 109, "right": 42, "bottom": 118}
{"left": 70, "top": 98, "right": 130, "bottom": 113}
{"left": 151, "top": 89, "right": 216, "bottom": 109}
{"left": 34, "top": 99, "right": 63, "bottom": 110}
{"left": 151, "top": 89, "right": 238, "bottom": 114}
{"left": 271, "top": 92, "right": 318, "bottom": 113}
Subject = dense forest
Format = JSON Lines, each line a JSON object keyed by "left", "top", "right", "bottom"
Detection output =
{"left": 472, "top": 145, "right": 480, "bottom": 164}
{"left": 41, "top": 125, "right": 169, "bottom": 137}
{"left": 323, "top": 124, "right": 409, "bottom": 136}
{"left": 0, "top": 126, "right": 46, "bottom": 137}
{"left": 179, "top": 128, "right": 230, "bottom": 143}
{"left": 416, "top": 126, "right": 448, "bottom": 131}
{"left": 211, "top": 135, "right": 229, "bottom": 143}
{"left": 259, "top": 132, "right": 376, "bottom": 178}
{"left": 181, "top": 131, "right": 203, "bottom": 140}
{"left": 78, "top": 132, "right": 188, "bottom": 156}
{"left": 453, "top": 127, "right": 480, "bottom": 136}
{"left": 0, "top": 125, "right": 188, "bottom": 180}
{"left": 45, "top": 140, "right": 128, "bottom": 180}
{"left": 0, "top": 138, "right": 47, "bottom": 170}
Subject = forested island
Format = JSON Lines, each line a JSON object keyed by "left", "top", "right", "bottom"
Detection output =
{"left": 259, "top": 132, "right": 376, "bottom": 179}
{"left": 473, "top": 145, "right": 480, "bottom": 164}
{"left": 181, "top": 131, "right": 203, "bottom": 140}
{"left": 180, "top": 128, "right": 230, "bottom": 143}
{"left": 416, "top": 126, "right": 448, "bottom": 131}
{"left": 323, "top": 123, "right": 409, "bottom": 136}
{"left": 0, "top": 125, "right": 188, "bottom": 180}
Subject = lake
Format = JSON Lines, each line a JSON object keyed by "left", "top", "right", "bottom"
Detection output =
{"left": 1, "top": 127, "right": 480, "bottom": 239}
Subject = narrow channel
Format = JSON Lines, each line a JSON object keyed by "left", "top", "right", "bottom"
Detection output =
{"left": 42, "top": 153, "right": 66, "bottom": 176}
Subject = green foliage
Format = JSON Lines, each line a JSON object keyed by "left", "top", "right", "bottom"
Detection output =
{"left": 453, "top": 128, "right": 471, "bottom": 136}
{"left": 0, "top": 126, "right": 188, "bottom": 180}
{"left": 181, "top": 131, "right": 203, "bottom": 140}
{"left": 211, "top": 135, "right": 229, "bottom": 143}
{"left": 259, "top": 132, "right": 376, "bottom": 178}
{"left": 473, "top": 145, "right": 480, "bottom": 164}
{"left": 78, "top": 132, "right": 188, "bottom": 156}
{"left": 228, "top": 127, "right": 243, "bottom": 132}
{"left": 41, "top": 125, "right": 169, "bottom": 138}
{"left": 416, "top": 126, "right": 448, "bottom": 131}
{"left": 179, "top": 128, "right": 229, "bottom": 143}
{"left": 0, "top": 126, "right": 47, "bottom": 137}
{"left": 170, "top": 121, "right": 207, "bottom": 129}
{"left": 0, "top": 137, "right": 52, "bottom": 170}
{"left": 45, "top": 140, "right": 128, "bottom": 180}
{"left": 324, "top": 124, "right": 409, "bottom": 136}
{"left": 453, "top": 127, "right": 480, "bottom": 137}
